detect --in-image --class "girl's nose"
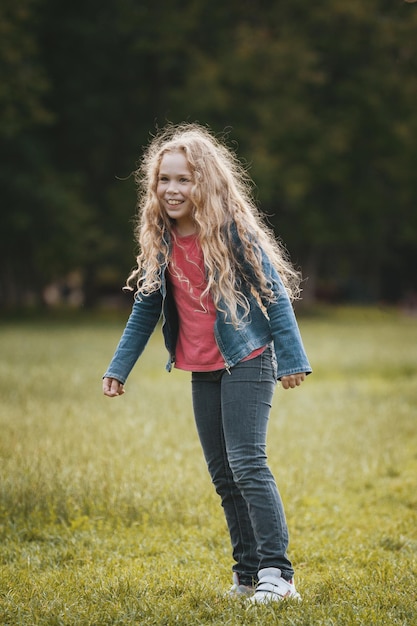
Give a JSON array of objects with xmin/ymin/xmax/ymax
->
[{"xmin": 167, "ymin": 180, "xmax": 179, "ymax": 193}]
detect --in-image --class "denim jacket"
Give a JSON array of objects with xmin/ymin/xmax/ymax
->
[{"xmin": 104, "ymin": 230, "xmax": 312, "ymax": 383}]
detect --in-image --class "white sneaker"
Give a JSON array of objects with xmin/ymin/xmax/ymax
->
[
  {"xmin": 249, "ymin": 567, "xmax": 301, "ymax": 604},
  {"xmin": 228, "ymin": 572, "xmax": 255, "ymax": 598}
]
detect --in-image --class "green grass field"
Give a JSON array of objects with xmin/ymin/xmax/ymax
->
[{"xmin": 0, "ymin": 308, "xmax": 416, "ymax": 625}]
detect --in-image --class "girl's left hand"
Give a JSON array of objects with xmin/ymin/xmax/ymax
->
[{"xmin": 280, "ymin": 373, "xmax": 306, "ymax": 389}]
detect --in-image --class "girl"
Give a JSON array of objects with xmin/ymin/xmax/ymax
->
[{"xmin": 103, "ymin": 123, "xmax": 312, "ymax": 604}]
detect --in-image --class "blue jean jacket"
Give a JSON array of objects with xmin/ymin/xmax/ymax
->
[{"xmin": 104, "ymin": 234, "xmax": 312, "ymax": 383}]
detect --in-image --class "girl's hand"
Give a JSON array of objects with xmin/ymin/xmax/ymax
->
[
  {"xmin": 103, "ymin": 377, "xmax": 125, "ymax": 397},
  {"xmin": 280, "ymin": 373, "xmax": 306, "ymax": 389}
]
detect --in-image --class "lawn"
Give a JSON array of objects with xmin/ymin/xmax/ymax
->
[{"xmin": 0, "ymin": 308, "xmax": 416, "ymax": 625}]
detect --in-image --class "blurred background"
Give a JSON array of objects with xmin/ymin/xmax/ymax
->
[{"xmin": 1, "ymin": 0, "xmax": 416, "ymax": 312}]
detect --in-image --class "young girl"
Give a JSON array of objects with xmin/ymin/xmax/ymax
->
[{"xmin": 103, "ymin": 123, "xmax": 312, "ymax": 604}]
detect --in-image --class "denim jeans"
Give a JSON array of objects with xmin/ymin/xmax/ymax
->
[{"xmin": 191, "ymin": 346, "xmax": 294, "ymax": 585}]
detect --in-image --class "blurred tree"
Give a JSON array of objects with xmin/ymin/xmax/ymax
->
[
  {"xmin": 1, "ymin": 0, "xmax": 416, "ymax": 307},
  {"xmin": 0, "ymin": 0, "xmax": 95, "ymax": 307}
]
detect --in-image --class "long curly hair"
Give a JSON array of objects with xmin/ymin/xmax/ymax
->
[{"xmin": 126, "ymin": 123, "xmax": 301, "ymax": 327}]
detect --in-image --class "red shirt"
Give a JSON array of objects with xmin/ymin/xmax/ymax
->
[{"xmin": 168, "ymin": 231, "xmax": 265, "ymax": 372}]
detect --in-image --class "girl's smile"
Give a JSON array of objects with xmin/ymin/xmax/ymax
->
[{"xmin": 157, "ymin": 152, "xmax": 196, "ymax": 236}]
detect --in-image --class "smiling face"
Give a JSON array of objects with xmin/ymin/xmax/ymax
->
[{"xmin": 156, "ymin": 151, "xmax": 196, "ymax": 236}]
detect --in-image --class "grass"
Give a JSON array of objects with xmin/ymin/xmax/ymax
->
[{"xmin": 0, "ymin": 307, "xmax": 416, "ymax": 625}]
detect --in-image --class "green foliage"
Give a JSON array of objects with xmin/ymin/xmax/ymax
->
[
  {"xmin": 1, "ymin": 1, "xmax": 417, "ymax": 305},
  {"xmin": 0, "ymin": 310, "xmax": 416, "ymax": 624},
  {"xmin": 0, "ymin": 0, "xmax": 52, "ymax": 137}
]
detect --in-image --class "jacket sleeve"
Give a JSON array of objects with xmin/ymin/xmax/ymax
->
[
  {"xmin": 261, "ymin": 252, "xmax": 312, "ymax": 379},
  {"xmin": 103, "ymin": 290, "xmax": 163, "ymax": 384},
  {"xmin": 230, "ymin": 222, "xmax": 312, "ymax": 378}
]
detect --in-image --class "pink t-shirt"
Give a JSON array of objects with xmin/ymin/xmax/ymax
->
[{"xmin": 167, "ymin": 231, "xmax": 265, "ymax": 372}]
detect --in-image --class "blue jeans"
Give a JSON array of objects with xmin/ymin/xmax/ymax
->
[{"xmin": 191, "ymin": 346, "xmax": 294, "ymax": 585}]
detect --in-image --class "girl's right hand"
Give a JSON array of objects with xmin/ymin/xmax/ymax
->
[{"xmin": 103, "ymin": 377, "xmax": 125, "ymax": 397}]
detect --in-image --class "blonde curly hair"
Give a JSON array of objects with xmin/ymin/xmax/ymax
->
[{"xmin": 126, "ymin": 123, "xmax": 301, "ymax": 327}]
